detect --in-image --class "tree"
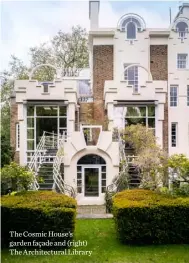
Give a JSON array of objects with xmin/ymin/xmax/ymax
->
[
  {"xmin": 123, "ymin": 124, "xmax": 156, "ymax": 154},
  {"xmin": 1, "ymin": 135, "xmax": 13, "ymax": 168},
  {"xmin": 168, "ymin": 154, "xmax": 189, "ymax": 184},
  {"xmin": 0, "ymin": 26, "xmax": 89, "ymax": 162},
  {"xmin": 30, "ymin": 25, "xmax": 89, "ymax": 81},
  {"xmin": 122, "ymin": 124, "xmax": 168, "ymax": 190}
]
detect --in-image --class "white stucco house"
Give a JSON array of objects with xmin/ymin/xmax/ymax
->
[{"xmin": 10, "ymin": 1, "xmax": 189, "ymax": 205}]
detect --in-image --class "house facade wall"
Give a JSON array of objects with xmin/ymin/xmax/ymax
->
[
  {"xmin": 10, "ymin": 2, "xmax": 189, "ymax": 204},
  {"xmin": 168, "ymin": 29, "xmax": 189, "ymax": 156}
]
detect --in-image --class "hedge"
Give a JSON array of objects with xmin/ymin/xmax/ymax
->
[
  {"xmin": 1, "ymin": 191, "xmax": 77, "ymax": 248},
  {"xmin": 113, "ymin": 189, "xmax": 189, "ymax": 245}
]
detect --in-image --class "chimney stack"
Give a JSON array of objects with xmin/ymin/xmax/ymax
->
[{"xmin": 89, "ymin": 1, "xmax": 100, "ymax": 30}]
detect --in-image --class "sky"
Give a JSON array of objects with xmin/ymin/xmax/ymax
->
[{"xmin": 0, "ymin": 0, "xmax": 183, "ymax": 71}]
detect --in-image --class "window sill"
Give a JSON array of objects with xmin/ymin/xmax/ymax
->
[
  {"xmin": 132, "ymin": 93, "xmax": 140, "ymax": 95},
  {"xmin": 177, "ymin": 68, "xmax": 189, "ymax": 71},
  {"xmin": 41, "ymin": 92, "xmax": 50, "ymax": 95}
]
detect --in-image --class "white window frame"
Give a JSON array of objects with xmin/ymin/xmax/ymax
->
[
  {"xmin": 124, "ymin": 64, "xmax": 139, "ymax": 93},
  {"xmin": 176, "ymin": 21, "xmax": 188, "ymax": 42},
  {"xmin": 171, "ymin": 122, "xmax": 177, "ymax": 148},
  {"xmin": 170, "ymin": 85, "xmax": 178, "ymax": 107},
  {"xmin": 126, "ymin": 21, "xmax": 137, "ymax": 40},
  {"xmin": 177, "ymin": 54, "xmax": 188, "ymax": 69},
  {"xmin": 16, "ymin": 123, "xmax": 20, "ymax": 151}
]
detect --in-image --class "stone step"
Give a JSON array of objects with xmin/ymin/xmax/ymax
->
[
  {"xmin": 39, "ymin": 183, "xmax": 53, "ymax": 189},
  {"xmin": 39, "ymin": 174, "xmax": 53, "ymax": 179},
  {"xmin": 77, "ymin": 205, "xmax": 106, "ymax": 215}
]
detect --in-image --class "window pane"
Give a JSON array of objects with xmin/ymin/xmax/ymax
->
[
  {"xmin": 77, "ymin": 187, "xmax": 82, "ymax": 193},
  {"xmin": 27, "ymin": 118, "xmax": 34, "ymax": 128},
  {"xmin": 171, "ymin": 123, "xmax": 177, "ymax": 147},
  {"xmin": 27, "ymin": 106, "xmax": 34, "ymax": 116},
  {"xmin": 102, "ymin": 166, "xmax": 106, "ymax": 172},
  {"xmin": 148, "ymin": 118, "xmax": 155, "ymax": 128},
  {"xmin": 59, "ymin": 118, "xmax": 67, "ymax": 128},
  {"xmin": 27, "ymin": 140, "xmax": 34, "ymax": 150},
  {"xmin": 102, "ymin": 173, "xmax": 106, "ymax": 179},
  {"xmin": 59, "ymin": 106, "xmax": 67, "ymax": 116},
  {"xmin": 127, "ymin": 22, "xmax": 136, "ymax": 39},
  {"xmin": 101, "ymin": 187, "xmax": 106, "ymax": 193},
  {"xmin": 77, "ymin": 166, "xmax": 82, "ymax": 172},
  {"xmin": 36, "ymin": 106, "xmax": 57, "ymax": 116},
  {"xmin": 77, "ymin": 173, "xmax": 82, "ymax": 179},
  {"xmin": 126, "ymin": 107, "xmax": 146, "ymax": 117},
  {"xmin": 102, "ymin": 180, "xmax": 106, "ymax": 187},
  {"xmin": 126, "ymin": 118, "xmax": 146, "ymax": 126},
  {"xmin": 170, "ymin": 86, "xmax": 178, "ymax": 107},
  {"xmin": 148, "ymin": 106, "xmax": 155, "ymax": 116},
  {"xmin": 27, "ymin": 129, "xmax": 34, "ymax": 139}
]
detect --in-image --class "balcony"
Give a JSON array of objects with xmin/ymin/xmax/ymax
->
[{"xmin": 104, "ymin": 79, "xmax": 167, "ymax": 107}]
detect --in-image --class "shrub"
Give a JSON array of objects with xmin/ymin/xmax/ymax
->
[
  {"xmin": 1, "ymin": 191, "xmax": 77, "ymax": 248},
  {"xmin": 1, "ymin": 162, "xmax": 34, "ymax": 195},
  {"xmin": 113, "ymin": 189, "xmax": 189, "ymax": 245}
]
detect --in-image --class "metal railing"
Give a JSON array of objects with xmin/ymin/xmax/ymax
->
[
  {"xmin": 53, "ymin": 133, "xmax": 76, "ymax": 198},
  {"xmin": 28, "ymin": 131, "xmax": 62, "ymax": 190},
  {"xmin": 28, "ymin": 132, "xmax": 46, "ymax": 190},
  {"xmin": 107, "ymin": 131, "xmax": 129, "ymax": 193}
]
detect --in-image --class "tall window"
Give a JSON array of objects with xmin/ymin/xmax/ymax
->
[
  {"xmin": 171, "ymin": 123, "xmax": 177, "ymax": 147},
  {"xmin": 170, "ymin": 86, "xmax": 178, "ymax": 107},
  {"xmin": 187, "ymin": 86, "xmax": 189, "ymax": 106},
  {"xmin": 16, "ymin": 123, "xmax": 20, "ymax": 151},
  {"xmin": 124, "ymin": 64, "xmax": 139, "ymax": 93},
  {"xmin": 126, "ymin": 22, "xmax": 136, "ymax": 39},
  {"xmin": 176, "ymin": 21, "xmax": 188, "ymax": 40},
  {"xmin": 177, "ymin": 54, "xmax": 188, "ymax": 69},
  {"xmin": 26, "ymin": 105, "xmax": 67, "ymax": 163}
]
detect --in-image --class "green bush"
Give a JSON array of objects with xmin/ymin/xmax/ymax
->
[
  {"xmin": 1, "ymin": 191, "xmax": 77, "ymax": 248},
  {"xmin": 113, "ymin": 189, "xmax": 189, "ymax": 245},
  {"xmin": 1, "ymin": 162, "xmax": 34, "ymax": 195}
]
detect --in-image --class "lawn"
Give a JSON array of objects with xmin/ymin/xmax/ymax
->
[{"xmin": 2, "ymin": 219, "xmax": 189, "ymax": 263}]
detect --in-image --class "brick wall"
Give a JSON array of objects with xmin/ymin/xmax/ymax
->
[
  {"xmin": 79, "ymin": 103, "xmax": 94, "ymax": 125},
  {"xmin": 10, "ymin": 97, "xmax": 19, "ymax": 163},
  {"xmin": 93, "ymin": 45, "xmax": 114, "ymax": 126},
  {"xmin": 150, "ymin": 45, "xmax": 168, "ymax": 152}
]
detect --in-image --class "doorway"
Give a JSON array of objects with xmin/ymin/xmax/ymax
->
[{"xmin": 84, "ymin": 167, "xmax": 99, "ymax": 197}]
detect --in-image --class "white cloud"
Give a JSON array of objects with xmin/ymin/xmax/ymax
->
[{"xmin": 0, "ymin": 1, "xmax": 177, "ymax": 71}]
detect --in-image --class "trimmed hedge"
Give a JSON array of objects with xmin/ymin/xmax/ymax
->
[
  {"xmin": 1, "ymin": 191, "xmax": 77, "ymax": 248},
  {"xmin": 113, "ymin": 189, "xmax": 189, "ymax": 245}
]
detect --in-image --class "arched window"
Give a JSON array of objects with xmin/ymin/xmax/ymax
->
[
  {"xmin": 127, "ymin": 22, "xmax": 136, "ymax": 39},
  {"xmin": 118, "ymin": 14, "xmax": 146, "ymax": 41},
  {"xmin": 176, "ymin": 21, "xmax": 188, "ymax": 40},
  {"xmin": 77, "ymin": 154, "xmax": 106, "ymax": 165}
]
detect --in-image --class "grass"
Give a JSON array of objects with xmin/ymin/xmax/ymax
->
[{"xmin": 2, "ymin": 219, "xmax": 189, "ymax": 263}]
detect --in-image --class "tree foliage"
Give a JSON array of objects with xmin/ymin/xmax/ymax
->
[
  {"xmin": 123, "ymin": 124, "xmax": 156, "ymax": 154},
  {"xmin": 0, "ymin": 26, "xmax": 89, "ymax": 163},
  {"xmin": 122, "ymin": 124, "xmax": 168, "ymax": 190},
  {"xmin": 168, "ymin": 154, "xmax": 189, "ymax": 184}
]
